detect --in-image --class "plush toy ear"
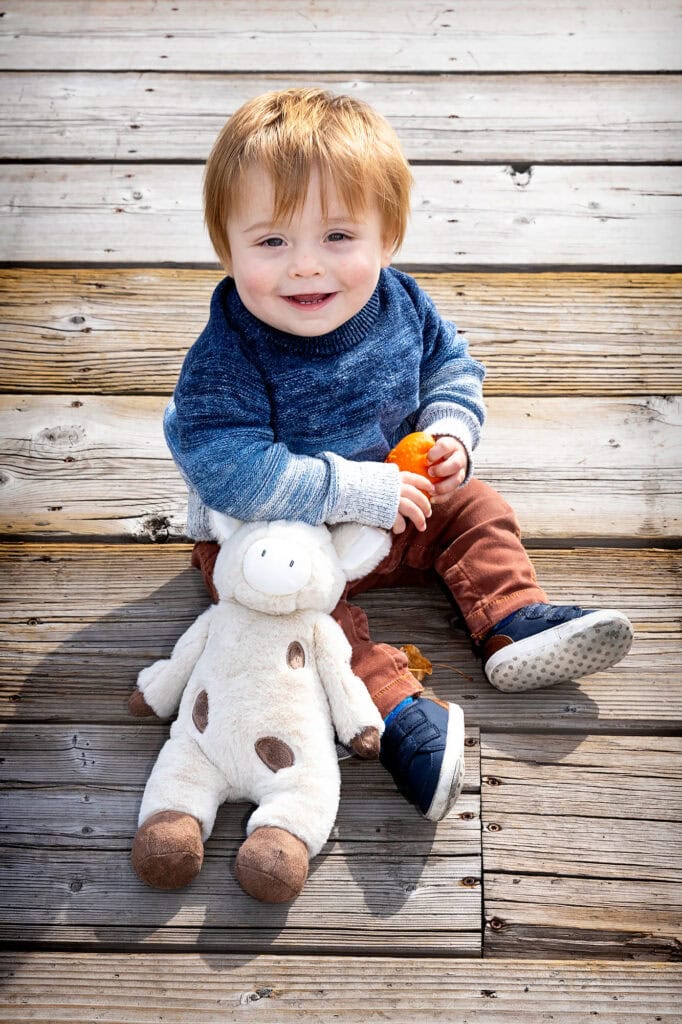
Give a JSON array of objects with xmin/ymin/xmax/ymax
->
[
  {"xmin": 208, "ymin": 510, "xmax": 243, "ymax": 545},
  {"xmin": 330, "ymin": 524, "xmax": 392, "ymax": 581}
]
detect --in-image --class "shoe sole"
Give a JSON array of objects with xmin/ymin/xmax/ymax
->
[
  {"xmin": 485, "ymin": 610, "xmax": 633, "ymax": 693},
  {"xmin": 424, "ymin": 703, "xmax": 465, "ymax": 822}
]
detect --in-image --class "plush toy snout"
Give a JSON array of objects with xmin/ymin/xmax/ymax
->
[{"xmin": 242, "ymin": 536, "xmax": 312, "ymax": 596}]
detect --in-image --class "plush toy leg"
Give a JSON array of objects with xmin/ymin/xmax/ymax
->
[
  {"xmin": 133, "ymin": 729, "xmax": 228, "ymax": 889},
  {"xmin": 132, "ymin": 810, "xmax": 204, "ymax": 890},
  {"xmin": 234, "ymin": 826, "xmax": 309, "ymax": 903}
]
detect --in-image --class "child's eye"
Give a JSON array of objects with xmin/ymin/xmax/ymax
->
[
  {"xmin": 260, "ymin": 237, "xmax": 285, "ymax": 248},
  {"xmin": 327, "ymin": 232, "xmax": 350, "ymax": 242}
]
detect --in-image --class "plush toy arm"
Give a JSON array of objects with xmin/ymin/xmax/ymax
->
[
  {"xmin": 134, "ymin": 605, "xmax": 215, "ymax": 718},
  {"xmin": 313, "ymin": 614, "xmax": 385, "ymax": 752}
]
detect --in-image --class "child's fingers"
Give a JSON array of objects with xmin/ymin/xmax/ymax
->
[
  {"xmin": 392, "ymin": 512, "xmax": 407, "ymax": 535},
  {"xmin": 401, "ymin": 470, "xmax": 435, "ymax": 496},
  {"xmin": 398, "ymin": 492, "xmax": 432, "ymax": 532},
  {"xmin": 426, "ymin": 436, "xmax": 457, "ymax": 464},
  {"xmin": 431, "ymin": 469, "xmax": 467, "ymax": 503},
  {"xmin": 428, "ymin": 451, "xmax": 466, "ymax": 479}
]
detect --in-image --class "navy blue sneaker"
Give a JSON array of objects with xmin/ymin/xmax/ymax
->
[
  {"xmin": 380, "ymin": 696, "xmax": 465, "ymax": 821},
  {"xmin": 481, "ymin": 603, "xmax": 633, "ymax": 692}
]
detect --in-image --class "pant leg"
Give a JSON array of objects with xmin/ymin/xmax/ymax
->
[
  {"xmin": 351, "ymin": 477, "xmax": 548, "ymax": 643},
  {"xmin": 331, "ymin": 600, "xmax": 423, "ymax": 719},
  {"xmin": 191, "ymin": 541, "xmax": 220, "ymax": 604}
]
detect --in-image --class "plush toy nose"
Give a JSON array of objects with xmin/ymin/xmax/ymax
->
[{"xmin": 242, "ymin": 538, "xmax": 312, "ymax": 596}]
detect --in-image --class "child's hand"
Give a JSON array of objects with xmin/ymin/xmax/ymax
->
[
  {"xmin": 426, "ymin": 436, "xmax": 469, "ymax": 503},
  {"xmin": 392, "ymin": 471, "xmax": 435, "ymax": 534}
]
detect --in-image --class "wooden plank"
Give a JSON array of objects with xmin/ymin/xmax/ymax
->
[
  {"xmin": 1, "ymin": 544, "xmax": 679, "ymax": 733},
  {"xmin": 1, "ymin": 1, "xmax": 679, "ymax": 72},
  {"xmin": 0, "ymin": 721, "xmax": 480, "ymax": 952},
  {"xmin": 1, "ymin": 954, "xmax": 681, "ymax": 1024},
  {"xmin": 0, "ymin": 394, "xmax": 679, "ymax": 541},
  {"xmin": 0, "ymin": 722, "xmax": 481, "ymax": 792},
  {"xmin": 2, "ymin": 269, "xmax": 681, "ymax": 397},
  {"xmin": 484, "ymin": 874, "xmax": 682, "ymax": 960},
  {"xmin": 2, "ymin": 164, "xmax": 681, "ymax": 266},
  {"xmin": 0, "ymin": 784, "xmax": 481, "ymax": 853},
  {"xmin": 482, "ymin": 733, "xmax": 682, "ymax": 959},
  {"xmin": 3, "ymin": 71, "xmax": 681, "ymax": 162},
  {"xmin": 0, "ymin": 846, "xmax": 481, "ymax": 952}
]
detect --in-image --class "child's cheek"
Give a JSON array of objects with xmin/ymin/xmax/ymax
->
[{"xmin": 338, "ymin": 251, "xmax": 379, "ymax": 286}]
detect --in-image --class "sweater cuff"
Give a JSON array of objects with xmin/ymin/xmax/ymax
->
[
  {"xmin": 417, "ymin": 408, "xmax": 480, "ymax": 485},
  {"xmin": 324, "ymin": 453, "xmax": 401, "ymax": 528}
]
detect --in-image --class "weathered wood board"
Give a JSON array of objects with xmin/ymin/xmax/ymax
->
[
  {"xmin": 1, "ymin": 0, "xmax": 680, "ymax": 978},
  {"xmin": 3, "ymin": 164, "xmax": 681, "ymax": 265},
  {"xmin": 1, "ymin": 953, "xmax": 681, "ymax": 1024},
  {"xmin": 0, "ymin": 724, "xmax": 481, "ymax": 953},
  {"xmin": 1, "ymin": 544, "xmax": 679, "ymax": 733},
  {"xmin": 3, "ymin": 72, "xmax": 681, "ymax": 162},
  {"xmin": 2, "ymin": 269, "xmax": 680, "ymax": 396},
  {"xmin": 1, "ymin": 394, "xmax": 678, "ymax": 540},
  {"xmin": 2, "ymin": 1, "xmax": 679, "ymax": 72},
  {"xmin": 482, "ymin": 734, "xmax": 682, "ymax": 959}
]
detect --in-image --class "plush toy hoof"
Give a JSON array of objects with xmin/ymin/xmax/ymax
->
[
  {"xmin": 131, "ymin": 810, "xmax": 204, "ymax": 889},
  {"xmin": 128, "ymin": 689, "xmax": 156, "ymax": 718},
  {"xmin": 235, "ymin": 826, "xmax": 309, "ymax": 903},
  {"xmin": 350, "ymin": 725, "xmax": 381, "ymax": 759}
]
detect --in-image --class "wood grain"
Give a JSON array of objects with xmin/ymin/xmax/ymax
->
[
  {"xmin": 0, "ymin": 843, "xmax": 482, "ymax": 952},
  {"xmin": 0, "ymin": 722, "xmax": 481, "ymax": 791},
  {"xmin": 482, "ymin": 733, "xmax": 682, "ymax": 959},
  {"xmin": 1, "ymin": 544, "xmax": 678, "ymax": 732},
  {"xmin": 484, "ymin": 873, "xmax": 682, "ymax": 960},
  {"xmin": 1, "ymin": 1, "xmax": 679, "ymax": 71},
  {"xmin": 2, "ymin": 269, "xmax": 680, "ymax": 396},
  {"xmin": 2, "ymin": 164, "xmax": 681, "ymax": 265},
  {"xmin": 1, "ymin": 394, "xmax": 678, "ymax": 540},
  {"xmin": 3, "ymin": 72, "xmax": 680, "ymax": 162},
  {"xmin": 1, "ymin": 953, "xmax": 681, "ymax": 1023}
]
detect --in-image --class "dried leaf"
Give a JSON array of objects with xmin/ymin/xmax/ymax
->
[{"xmin": 400, "ymin": 643, "xmax": 433, "ymax": 682}]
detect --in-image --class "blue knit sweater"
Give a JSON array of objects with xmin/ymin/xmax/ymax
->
[{"xmin": 164, "ymin": 266, "xmax": 486, "ymax": 537}]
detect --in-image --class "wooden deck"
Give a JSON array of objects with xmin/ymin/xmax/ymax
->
[{"xmin": 1, "ymin": 2, "xmax": 681, "ymax": 1020}]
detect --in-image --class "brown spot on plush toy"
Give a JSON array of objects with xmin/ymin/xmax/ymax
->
[
  {"xmin": 255, "ymin": 736, "xmax": 295, "ymax": 772},
  {"xmin": 286, "ymin": 640, "xmax": 305, "ymax": 668},
  {"xmin": 192, "ymin": 689, "xmax": 209, "ymax": 733}
]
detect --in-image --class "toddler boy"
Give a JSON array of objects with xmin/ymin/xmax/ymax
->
[{"xmin": 163, "ymin": 88, "xmax": 633, "ymax": 822}]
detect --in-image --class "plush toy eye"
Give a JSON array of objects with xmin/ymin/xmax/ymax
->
[
  {"xmin": 289, "ymin": 560, "xmax": 294, "ymax": 567},
  {"xmin": 261, "ymin": 549, "xmax": 266, "ymax": 557}
]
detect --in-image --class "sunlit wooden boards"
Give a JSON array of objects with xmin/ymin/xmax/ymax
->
[
  {"xmin": 2, "ymin": 72, "xmax": 681, "ymax": 162},
  {"xmin": 1, "ymin": 952, "xmax": 681, "ymax": 1024},
  {"xmin": 1, "ymin": 544, "xmax": 679, "ymax": 733},
  {"xmin": 482, "ymin": 734, "xmax": 682, "ymax": 959},
  {"xmin": 1, "ymin": 1, "xmax": 680, "ymax": 72},
  {"xmin": 2, "ymin": 270, "xmax": 680, "ymax": 396},
  {"xmin": 1, "ymin": 393, "xmax": 679, "ymax": 540},
  {"xmin": 2, "ymin": 164, "xmax": 681, "ymax": 265}
]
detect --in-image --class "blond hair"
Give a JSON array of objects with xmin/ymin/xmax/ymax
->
[{"xmin": 203, "ymin": 87, "xmax": 414, "ymax": 269}]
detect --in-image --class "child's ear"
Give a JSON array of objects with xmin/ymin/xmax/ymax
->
[{"xmin": 380, "ymin": 237, "xmax": 395, "ymax": 268}]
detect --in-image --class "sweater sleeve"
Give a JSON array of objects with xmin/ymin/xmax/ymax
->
[
  {"xmin": 167, "ymin": 339, "xmax": 401, "ymax": 528},
  {"xmin": 411, "ymin": 285, "xmax": 486, "ymax": 480}
]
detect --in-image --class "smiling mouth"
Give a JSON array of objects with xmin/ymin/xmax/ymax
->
[{"xmin": 283, "ymin": 293, "xmax": 335, "ymax": 307}]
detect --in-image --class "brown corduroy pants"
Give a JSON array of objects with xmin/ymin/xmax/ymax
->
[{"xmin": 191, "ymin": 478, "xmax": 548, "ymax": 719}]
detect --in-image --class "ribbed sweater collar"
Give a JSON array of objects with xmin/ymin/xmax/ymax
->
[{"xmin": 221, "ymin": 277, "xmax": 381, "ymax": 356}]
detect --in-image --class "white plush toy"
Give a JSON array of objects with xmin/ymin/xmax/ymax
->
[{"xmin": 129, "ymin": 514, "xmax": 391, "ymax": 903}]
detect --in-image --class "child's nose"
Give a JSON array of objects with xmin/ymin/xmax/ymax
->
[{"xmin": 288, "ymin": 247, "xmax": 324, "ymax": 278}]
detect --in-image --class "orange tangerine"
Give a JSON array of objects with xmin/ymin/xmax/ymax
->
[{"xmin": 385, "ymin": 431, "xmax": 436, "ymax": 479}]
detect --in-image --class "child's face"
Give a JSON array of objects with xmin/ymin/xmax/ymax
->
[{"xmin": 224, "ymin": 164, "xmax": 394, "ymax": 337}]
